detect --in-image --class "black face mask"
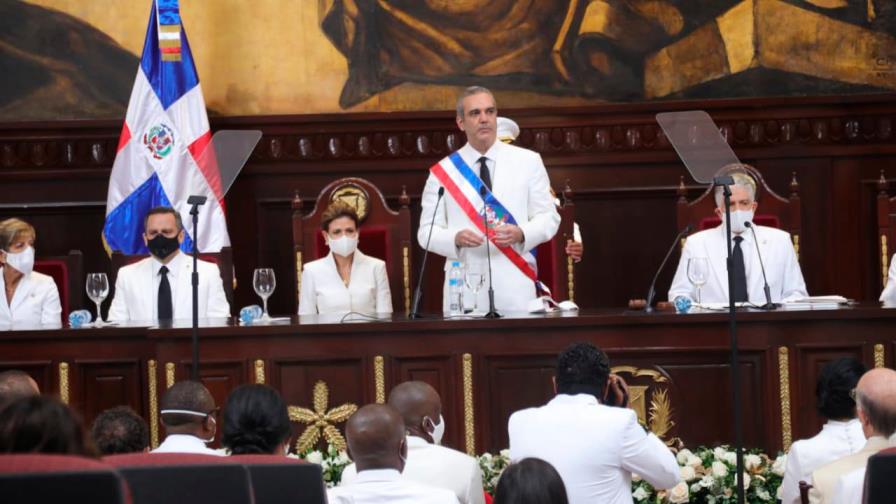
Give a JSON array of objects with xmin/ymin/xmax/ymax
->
[{"xmin": 147, "ymin": 234, "xmax": 180, "ymax": 259}]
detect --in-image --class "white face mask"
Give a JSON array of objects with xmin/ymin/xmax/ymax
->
[
  {"xmin": 160, "ymin": 408, "xmax": 216, "ymax": 443},
  {"xmin": 328, "ymin": 235, "xmax": 358, "ymax": 257},
  {"xmin": 721, "ymin": 209, "xmax": 754, "ymax": 234},
  {"xmin": 425, "ymin": 414, "xmax": 445, "ymax": 445},
  {"xmin": 4, "ymin": 246, "xmax": 34, "ymax": 275}
]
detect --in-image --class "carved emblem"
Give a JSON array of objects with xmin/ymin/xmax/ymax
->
[
  {"xmin": 330, "ymin": 184, "xmax": 370, "ymax": 221},
  {"xmin": 288, "ymin": 380, "xmax": 357, "ymax": 452},
  {"xmin": 611, "ymin": 365, "xmax": 676, "ymax": 443}
]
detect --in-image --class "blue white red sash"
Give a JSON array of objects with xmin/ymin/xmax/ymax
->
[{"xmin": 430, "ymin": 152, "xmax": 550, "ymax": 295}]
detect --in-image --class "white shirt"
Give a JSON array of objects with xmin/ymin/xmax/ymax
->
[
  {"xmin": 328, "ymin": 468, "xmax": 460, "ymax": 504},
  {"xmin": 508, "ymin": 394, "xmax": 680, "ymax": 504},
  {"xmin": 831, "ymin": 465, "xmax": 865, "ymax": 504},
  {"xmin": 809, "ymin": 436, "xmax": 889, "ymax": 504},
  {"xmin": 341, "ymin": 436, "xmax": 485, "ymax": 504},
  {"xmin": 151, "ymin": 434, "xmax": 224, "ymax": 456},
  {"xmin": 418, "ymin": 141, "xmax": 560, "ymax": 313},
  {"xmin": 780, "ymin": 419, "xmax": 865, "ymax": 504},
  {"xmin": 880, "ymin": 253, "xmax": 896, "ymax": 304},
  {"xmin": 0, "ymin": 269, "xmax": 62, "ymax": 328},
  {"xmin": 668, "ymin": 224, "xmax": 808, "ymax": 304},
  {"xmin": 298, "ymin": 250, "xmax": 392, "ymax": 315}
]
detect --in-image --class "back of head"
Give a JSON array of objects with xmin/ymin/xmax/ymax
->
[
  {"xmin": 0, "ymin": 395, "xmax": 90, "ymax": 455},
  {"xmin": 387, "ymin": 381, "xmax": 440, "ymax": 434},
  {"xmin": 816, "ymin": 357, "xmax": 866, "ymax": 420},
  {"xmin": 0, "ymin": 370, "xmax": 39, "ymax": 408},
  {"xmin": 160, "ymin": 380, "xmax": 215, "ymax": 431},
  {"xmin": 856, "ymin": 367, "xmax": 896, "ymax": 438},
  {"xmin": 222, "ymin": 384, "xmax": 291, "ymax": 455},
  {"xmin": 555, "ymin": 342, "xmax": 610, "ymax": 397},
  {"xmin": 494, "ymin": 458, "xmax": 569, "ymax": 504},
  {"xmin": 346, "ymin": 404, "xmax": 405, "ymax": 471},
  {"xmin": 90, "ymin": 406, "xmax": 149, "ymax": 455}
]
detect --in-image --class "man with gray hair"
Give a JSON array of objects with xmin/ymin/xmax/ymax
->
[{"xmin": 668, "ymin": 165, "xmax": 807, "ymax": 305}]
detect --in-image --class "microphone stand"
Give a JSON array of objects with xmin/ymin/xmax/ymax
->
[
  {"xmin": 479, "ymin": 186, "xmax": 501, "ymax": 319},
  {"xmin": 186, "ymin": 195, "xmax": 207, "ymax": 382},
  {"xmin": 410, "ymin": 187, "xmax": 444, "ymax": 319},
  {"xmin": 744, "ymin": 222, "xmax": 778, "ymax": 310},
  {"xmin": 645, "ymin": 224, "xmax": 692, "ymax": 313}
]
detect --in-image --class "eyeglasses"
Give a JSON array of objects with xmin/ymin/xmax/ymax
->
[{"xmin": 849, "ymin": 388, "xmax": 857, "ymax": 400}]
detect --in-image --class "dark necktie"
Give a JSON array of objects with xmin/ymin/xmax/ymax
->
[
  {"xmin": 732, "ymin": 236, "xmax": 749, "ymax": 302},
  {"xmin": 158, "ymin": 265, "xmax": 173, "ymax": 320},
  {"xmin": 478, "ymin": 157, "xmax": 492, "ymax": 190}
]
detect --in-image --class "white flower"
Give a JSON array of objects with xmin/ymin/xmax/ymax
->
[
  {"xmin": 632, "ymin": 473, "xmax": 642, "ymax": 482},
  {"xmin": 745, "ymin": 454, "xmax": 762, "ymax": 471},
  {"xmin": 668, "ymin": 481, "xmax": 689, "ymax": 503},
  {"xmin": 740, "ymin": 472, "xmax": 751, "ymax": 488},
  {"xmin": 757, "ymin": 488, "xmax": 772, "ymax": 501},
  {"xmin": 699, "ymin": 475, "xmax": 715, "ymax": 488},
  {"xmin": 713, "ymin": 447, "xmax": 727, "ymax": 460},
  {"xmin": 305, "ymin": 451, "xmax": 324, "ymax": 465},
  {"xmin": 776, "ymin": 484, "xmax": 784, "ymax": 500},
  {"xmin": 686, "ymin": 454, "xmax": 703, "ymax": 468},
  {"xmin": 722, "ymin": 451, "xmax": 737, "ymax": 466},
  {"xmin": 632, "ymin": 487, "xmax": 650, "ymax": 500},
  {"xmin": 336, "ymin": 451, "xmax": 351, "ymax": 464},
  {"xmin": 771, "ymin": 454, "xmax": 787, "ymax": 476},
  {"xmin": 680, "ymin": 465, "xmax": 697, "ymax": 482},
  {"xmin": 499, "ymin": 449, "xmax": 510, "ymax": 459},
  {"xmin": 712, "ymin": 461, "xmax": 728, "ymax": 478},
  {"xmin": 677, "ymin": 449, "xmax": 694, "ymax": 465}
]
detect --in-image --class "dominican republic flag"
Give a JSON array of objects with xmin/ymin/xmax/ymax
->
[{"xmin": 104, "ymin": 0, "xmax": 228, "ymax": 254}]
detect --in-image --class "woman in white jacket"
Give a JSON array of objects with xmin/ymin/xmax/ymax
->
[
  {"xmin": 298, "ymin": 202, "xmax": 392, "ymax": 316},
  {"xmin": 0, "ymin": 218, "xmax": 61, "ymax": 327}
]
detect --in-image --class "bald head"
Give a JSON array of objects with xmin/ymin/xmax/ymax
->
[
  {"xmin": 346, "ymin": 404, "xmax": 406, "ymax": 472},
  {"xmin": 0, "ymin": 370, "xmax": 39, "ymax": 408},
  {"xmin": 387, "ymin": 381, "xmax": 441, "ymax": 441},
  {"xmin": 856, "ymin": 368, "xmax": 896, "ymax": 438}
]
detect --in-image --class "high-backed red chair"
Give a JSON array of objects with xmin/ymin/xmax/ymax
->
[
  {"xmin": 103, "ymin": 452, "xmax": 233, "ymax": 467},
  {"xmin": 0, "ymin": 454, "xmax": 127, "ymax": 504},
  {"xmin": 534, "ymin": 183, "xmax": 577, "ymax": 301},
  {"xmin": 34, "ymin": 250, "xmax": 84, "ymax": 322},
  {"xmin": 876, "ymin": 171, "xmax": 896, "ymax": 293},
  {"xmin": 109, "ymin": 247, "xmax": 235, "ymax": 314},
  {"xmin": 676, "ymin": 165, "xmax": 802, "ymax": 258},
  {"xmin": 292, "ymin": 178, "xmax": 413, "ymax": 315}
]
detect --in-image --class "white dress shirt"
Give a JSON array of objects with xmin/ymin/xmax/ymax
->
[
  {"xmin": 508, "ymin": 394, "xmax": 680, "ymax": 504},
  {"xmin": 151, "ymin": 434, "xmax": 224, "ymax": 456},
  {"xmin": 668, "ymin": 224, "xmax": 808, "ymax": 304},
  {"xmin": 809, "ymin": 436, "xmax": 889, "ymax": 504},
  {"xmin": 341, "ymin": 436, "xmax": 485, "ymax": 504},
  {"xmin": 780, "ymin": 418, "xmax": 865, "ymax": 504},
  {"xmin": 298, "ymin": 250, "xmax": 392, "ymax": 315},
  {"xmin": 0, "ymin": 269, "xmax": 61, "ymax": 327},
  {"xmin": 418, "ymin": 141, "xmax": 560, "ymax": 313},
  {"xmin": 328, "ymin": 468, "xmax": 460, "ymax": 504},
  {"xmin": 880, "ymin": 253, "xmax": 896, "ymax": 304},
  {"xmin": 108, "ymin": 252, "xmax": 230, "ymax": 322}
]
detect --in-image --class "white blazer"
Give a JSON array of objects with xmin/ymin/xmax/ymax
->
[
  {"xmin": 668, "ymin": 224, "xmax": 808, "ymax": 304},
  {"xmin": 0, "ymin": 269, "xmax": 62, "ymax": 327},
  {"xmin": 108, "ymin": 253, "xmax": 230, "ymax": 322},
  {"xmin": 298, "ymin": 250, "xmax": 392, "ymax": 315},
  {"xmin": 879, "ymin": 253, "xmax": 896, "ymax": 304},
  {"xmin": 779, "ymin": 418, "xmax": 865, "ymax": 504},
  {"xmin": 418, "ymin": 141, "xmax": 560, "ymax": 313}
]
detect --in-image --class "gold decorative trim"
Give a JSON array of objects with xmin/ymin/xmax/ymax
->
[
  {"xmin": 289, "ymin": 381, "xmax": 358, "ymax": 452},
  {"xmin": 374, "ymin": 356, "xmax": 385, "ymax": 404},
  {"xmin": 148, "ymin": 360, "xmax": 160, "ymax": 448},
  {"xmin": 296, "ymin": 251, "xmax": 303, "ymax": 310},
  {"xmin": 648, "ymin": 388, "xmax": 675, "ymax": 439},
  {"xmin": 58, "ymin": 362, "xmax": 70, "ymax": 405},
  {"xmin": 778, "ymin": 347, "xmax": 793, "ymax": 451},
  {"xmin": 463, "ymin": 353, "xmax": 475, "ymax": 456},
  {"xmin": 165, "ymin": 362, "xmax": 175, "ymax": 389},
  {"xmin": 254, "ymin": 359, "xmax": 266, "ymax": 384},
  {"xmin": 793, "ymin": 234, "xmax": 800, "ymax": 261},
  {"xmin": 566, "ymin": 256, "xmax": 575, "ymax": 302},
  {"xmin": 874, "ymin": 344, "xmax": 885, "ymax": 368},
  {"xmin": 611, "ymin": 365, "xmax": 670, "ymax": 382},
  {"xmin": 550, "ymin": 0, "xmax": 579, "ymax": 81},
  {"xmin": 402, "ymin": 246, "xmax": 411, "ymax": 315},
  {"xmin": 882, "ymin": 236, "xmax": 889, "ymax": 288}
]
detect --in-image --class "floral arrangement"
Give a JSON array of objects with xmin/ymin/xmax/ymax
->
[
  {"xmin": 292, "ymin": 443, "xmax": 353, "ymax": 487},
  {"xmin": 477, "ymin": 449, "xmax": 512, "ymax": 493}
]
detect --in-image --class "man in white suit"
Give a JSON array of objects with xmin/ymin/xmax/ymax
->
[
  {"xmin": 668, "ymin": 168, "xmax": 808, "ymax": 305},
  {"xmin": 418, "ymin": 87, "xmax": 559, "ymax": 313},
  {"xmin": 108, "ymin": 207, "xmax": 230, "ymax": 322}
]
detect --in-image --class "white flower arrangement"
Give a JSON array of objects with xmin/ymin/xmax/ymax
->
[{"xmin": 294, "ymin": 443, "xmax": 353, "ymax": 487}]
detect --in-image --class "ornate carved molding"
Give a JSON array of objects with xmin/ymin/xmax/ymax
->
[
  {"xmin": 463, "ymin": 353, "xmax": 475, "ymax": 456},
  {"xmin": 778, "ymin": 347, "xmax": 793, "ymax": 451},
  {"xmin": 254, "ymin": 359, "xmax": 266, "ymax": 384},
  {"xmin": 148, "ymin": 359, "xmax": 160, "ymax": 448},
  {"xmin": 874, "ymin": 344, "xmax": 885, "ymax": 368},
  {"xmin": 58, "ymin": 362, "xmax": 70, "ymax": 405},
  {"xmin": 374, "ymin": 355, "xmax": 385, "ymax": 404},
  {"xmin": 165, "ymin": 362, "xmax": 175, "ymax": 389}
]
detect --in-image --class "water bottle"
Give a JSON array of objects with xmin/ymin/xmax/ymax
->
[
  {"xmin": 239, "ymin": 305, "xmax": 263, "ymax": 325},
  {"xmin": 68, "ymin": 309, "xmax": 93, "ymax": 328},
  {"xmin": 448, "ymin": 261, "xmax": 464, "ymax": 316}
]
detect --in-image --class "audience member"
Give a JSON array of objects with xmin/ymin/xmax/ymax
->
[
  {"xmin": 0, "ymin": 369, "xmax": 39, "ymax": 408},
  {"xmin": 780, "ymin": 357, "xmax": 867, "ymax": 504},
  {"xmin": 153, "ymin": 380, "xmax": 223, "ymax": 456},
  {"xmin": 341, "ymin": 381, "xmax": 485, "ymax": 504},
  {"xmin": 0, "ymin": 395, "xmax": 91, "ymax": 455},
  {"xmin": 90, "ymin": 406, "xmax": 149, "ymax": 455},
  {"xmin": 327, "ymin": 404, "xmax": 459, "ymax": 504},
  {"xmin": 508, "ymin": 342, "xmax": 679, "ymax": 504},
  {"xmin": 494, "ymin": 457, "xmax": 569, "ymax": 504},
  {"xmin": 221, "ymin": 384, "xmax": 292, "ymax": 455}
]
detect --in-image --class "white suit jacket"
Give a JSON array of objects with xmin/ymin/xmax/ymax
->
[
  {"xmin": 809, "ymin": 436, "xmax": 888, "ymax": 504},
  {"xmin": 0, "ymin": 269, "xmax": 61, "ymax": 327},
  {"xmin": 418, "ymin": 141, "xmax": 560, "ymax": 313},
  {"xmin": 780, "ymin": 419, "xmax": 865, "ymax": 504},
  {"xmin": 668, "ymin": 224, "xmax": 808, "ymax": 304},
  {"xmin": 879, "ymin": 253, "xmax": 896, "ymax": 303},
  {"xmin": 152, "ymin": 434, "xmax": 224, "ymax": 456},
  {"xmin": 328, "ymin": 468, "xmax": 459, "ymax": 504},
  {"xmin": 831, "ymin": 465, "xmax": 867, "ymax": 504},
  {"xmin": 108, "ymin": 253, "xmax": 230, "ymax": 322},
  {"xmin": 508, "ymin": 394, "xmax": 680, "ymax": 504},
  {"xmin": 341, "ymin": 436, "xmax": 485, "ymax": 504},
  {"xmin": 298, "ymin": 250, "xmax": 392, "ymax": 315}
]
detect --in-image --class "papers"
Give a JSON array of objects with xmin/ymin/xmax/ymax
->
[{"xmin": 782, "ymin": 295, "xmax": 849, "ymax": 310}]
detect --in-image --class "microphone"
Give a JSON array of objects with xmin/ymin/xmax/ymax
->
[
  {"xmin": 410, "ymin": 186, "xmax": 444, "ymax": 319},
  {"xmin": 479, "ymin": 185, "xmax": 501, "ymax": 319},
  {"xmin": 645, "ymin": 224, "xmax": 693, "ymax": 313},
  {"xmin": 744, "ymin": 221, "xmax": 777, "ymax": 310}
]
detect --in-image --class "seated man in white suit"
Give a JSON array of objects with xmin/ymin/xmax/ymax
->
[
  {"xmin": 108, "ymin": 206, "xmax": 230, "ymax": 322},
  {"xmin": 668, "ymin": 167, "xmax": 808, "ymax": 305}
]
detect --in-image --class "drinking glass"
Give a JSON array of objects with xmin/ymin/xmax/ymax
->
[
  {"xmin": 687, "ymin": 257, "xmax": 709, "ymax": 305},
  {"xmin": 253, "ymin": 268, "xmax": 276, "ymax": 320},
  {"xmin": 464, "ymin": 264, "xmax": 485, "ymax": 314},
  {"xmin": 86, "ymin": 273, "xmax": 110, "ymax": 326}
]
